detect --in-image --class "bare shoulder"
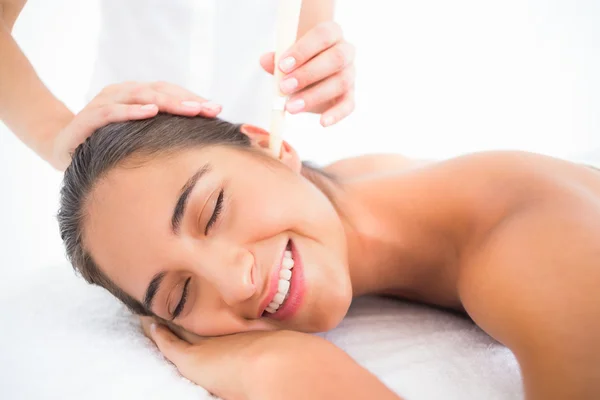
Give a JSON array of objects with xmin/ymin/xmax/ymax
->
[
  {"xmin": 323, "ymin": 153, "xmax": 427, "ymax": 179},
  {"xmin": 455, "ymin": 168, "xmax": 600, "ymax": 398},
  {"xmin": 417, "ymin": 150, "xmax": 600, "ymax": 227}
]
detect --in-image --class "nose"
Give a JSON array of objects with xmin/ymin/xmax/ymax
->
[{"xmin": 200, "ymin": 241, "xmax": 257, "ymax": 307}]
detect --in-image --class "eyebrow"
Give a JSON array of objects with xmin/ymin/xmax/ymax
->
[
  {"xmin": 171, "ymin": 163, "xmax": 211, "ymax": 234},
  {"xmin": 144, "ymin": 164, "xmax": 211, "ymax": 313},
  {"xmin": 143, "ymin": 271, "xmax": 166, "ymax": 310}
]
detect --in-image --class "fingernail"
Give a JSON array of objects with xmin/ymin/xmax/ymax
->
[
  {"xmin": 286, "ymin": 99, "xmax": 305, "ymax": 113},
  {"xmin": 280, "ymin": 57, "xmax": 296, "ymax": 72},
  {"xmin": 280, "ymin": 78, "xmax": 298, "ymax": 94},
  {"xmin": 182, "ymin": 100, "xmax": 202, "ymax": 108},
  {"xmin": 150, "ymin": 323, "xmax": 157, "ymax": 334},
  {"xmin": 141, "ymin": 104, "xmax": 157, "ymax": 111},
  {"xmin": 201, "ymin": 101, "xmax": 221, "ymax": 112},
  {"xmin": 322, "ymin": 116, "xmax": 335, "ymax": 127}
]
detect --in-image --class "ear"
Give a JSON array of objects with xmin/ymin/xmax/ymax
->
[{"xmin": 240, "ymin": 124, "xmax": 302, "ymax": 173}]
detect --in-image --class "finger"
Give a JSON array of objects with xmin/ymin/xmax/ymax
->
[
  {"xmin": 139, "ymin": 316, "xmax": 156, "ymax": 339},
  {"xmin": 115, "ymin": 84, "xmax": 221, "ymax": 117},
  {"xmin": 259, "ymin": 52, "xmax": 275, "ymax": 75},
  {"xmin": 319, "ymin": 90, "xmax": 356, "ymax": 127},
  {"xmin": 280, "ymin": 42, "xmax": 355, "ymax": 95},
  {"xmin": 151, "ymin": 82, "xmax": 222, "ymax": 117},
  {"xmin": 285, "ymin": 66, "xmax": 355, "ymax": 114},
  {"xmin": 78, "ymin": 103, "xmax": 159, "ymax": 142},
  {"xmin": 97, "ymin": 81, "xmax": 140, "ymax": 97},
  {"xmin": 279, "ymin": 21, "xmax": 343, "ymax": 74},
  {"xmin": 170, "ymin": 325, "xmax": 207, "ymax": 345},
  {"xmin": 56, "ymin": 104, "xmax": 159, "ymax": 170},
  {"xmin": 150, "ymin": 323, "xmax": 192, "ymax": 368},
  {"xmin": 95, "ymin": 103, "xmax": 159, "ymax": 124}
]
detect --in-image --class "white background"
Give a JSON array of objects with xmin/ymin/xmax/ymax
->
[{"xmin": 1, "ymin": 0, "xmax": 599, "ymax": 279}]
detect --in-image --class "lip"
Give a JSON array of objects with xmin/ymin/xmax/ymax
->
[
  {"xmin": 257, "ymin": 241, "xmax": 288, "ymax": 318},
  {"xmin": 257, "ymin": 239, "xmax": 305, "ymax": 321}
]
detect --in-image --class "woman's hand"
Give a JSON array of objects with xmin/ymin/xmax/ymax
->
[
  {"xmin": 140, "ymin": 317, "xmax": 283, "ymax": 400},
  {"xmin": 50, "ymin": 81, "xmax": 221, "ymax": 171},
  {"xmin": 140, "ymin": 317, "xmax": 401, "ymax": 400},
  {"xmin": 260, "ymin": 21, "xmax": 356, "ymax": 127}
]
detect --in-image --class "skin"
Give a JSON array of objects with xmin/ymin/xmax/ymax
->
[
  {"xmin": 84, "ymin": 126, "xmax": 600, "ymax": 399},
  {"xmin": 86, "ymin": 127, "xmax": 353, "ymax": 336},
  {"xmin": 0, "ymin": 0, "xmax": 353, "ymax": 170}
]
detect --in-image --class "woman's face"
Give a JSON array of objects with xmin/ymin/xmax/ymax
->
[{"xmin": 83, "ymin": 128, "xmax": 352, "ymax": 338}]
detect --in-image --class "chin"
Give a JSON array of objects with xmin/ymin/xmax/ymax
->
[
  {"xmin": 317, "ymin": 309, "xmax": 349, "ymax": 332},
  {"xmin": 305, "ymin": 280, "xmax": 353, "ymax": 333}
]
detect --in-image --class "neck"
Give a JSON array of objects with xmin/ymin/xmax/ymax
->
[{"xmin": 336, "ymin": 175, "xmax": 458, "ymax": 299}]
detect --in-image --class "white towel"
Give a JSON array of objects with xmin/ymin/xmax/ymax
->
[{"xmin": 0, "ymin": 265, "xmax": 522, "ymax": 400}]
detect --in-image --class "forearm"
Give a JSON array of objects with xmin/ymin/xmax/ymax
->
[
  {"xmin": 298, "ymin": 0, "xmax": 335, "ymax": 38},
  {"xmin": 245, "ymin": 331, "xmax": 402, "ymax": 400},
  {"xmin": 0, "ymin": 8, "xmax": 73, "ymax": 161}
]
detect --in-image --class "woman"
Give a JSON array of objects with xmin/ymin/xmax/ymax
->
[{"xmin": 58, "ymin": 114, "xmax": 600, "ymax": 400}]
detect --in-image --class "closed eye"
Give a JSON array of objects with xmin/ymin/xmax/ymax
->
[
  {"xmin": 172, "ymin": 277, "xmax": 191, "ymax": 320},
  {"xmin": 205, "ymin": 189, "xmax": 224, "ymax": 235}
]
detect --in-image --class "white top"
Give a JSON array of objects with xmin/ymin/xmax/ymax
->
[{"xmin": 88, "ymin": 0, "xmax": 278, "ymax": 128}]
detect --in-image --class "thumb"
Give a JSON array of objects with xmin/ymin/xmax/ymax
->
[
  {"xmin": 260, "ymin": 52, "xmax": 275, "ymax": 75},
  {"xmin": 151, "ymin": 323, "xmax": 191, "ymax": 367}
]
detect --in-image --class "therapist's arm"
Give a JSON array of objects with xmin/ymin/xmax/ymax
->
[
  {"xmin": 1, "ymin": 1, "xmax": 219, "ymax": 170},
  {"xmin": 297, "ymin": 0, "xmax": 335, "ymax": 38},
  {"xmin": 0, "ymin": 0, "xmax": 74, "ymax": 163}
]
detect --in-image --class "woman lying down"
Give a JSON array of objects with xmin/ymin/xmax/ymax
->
[{"xmin": 58, "ymin": 114, "xmax": 600, "ymax": 400}]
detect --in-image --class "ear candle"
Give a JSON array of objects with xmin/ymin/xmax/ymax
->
[{"xmin": 268, "ymin": 0, "xmax": 303, "ymax": 158}]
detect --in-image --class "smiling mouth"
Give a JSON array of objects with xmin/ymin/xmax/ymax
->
[{"xmin": 262, "ymin": 240, "xmax": 295, "ymax": 317}]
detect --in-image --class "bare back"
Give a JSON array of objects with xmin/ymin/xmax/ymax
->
[{"xmin": 328, "ymin": 151, "xmax": 600, "ymax": 399}]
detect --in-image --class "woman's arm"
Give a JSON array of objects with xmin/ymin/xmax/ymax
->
[
  {"xmin": 458, "ymin": 199, "xmax": 600, "ymax": 399},
  {"xmin": 144, "ymin": 321, "xmax": 402, "ymax": 400},
  {"xmin": 250, "ymin": 331, "xmax": 402, "ymax": 400}
]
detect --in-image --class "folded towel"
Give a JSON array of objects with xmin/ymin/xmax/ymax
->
[{"xmin": 0, "ymin": 265, "xmax": 522, "ymax": 400}]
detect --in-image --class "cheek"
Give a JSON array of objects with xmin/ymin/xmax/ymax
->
[
  {"xmin": 230, "ymin": 168, "xmax": 335, "ymax": 239},
  {"xmin": 228, "ymin": 160, "xmax": 347, "ymax": 263}
]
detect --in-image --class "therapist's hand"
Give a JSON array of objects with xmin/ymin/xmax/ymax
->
[
  {"xmin": 260, "ymin": 21, "xmax": 356, "ymax": 127},
  {"xmin": 51, "ymin": 81, "xmax": 221, "ymax": 171}
]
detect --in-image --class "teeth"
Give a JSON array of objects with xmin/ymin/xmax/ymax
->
[
  {"xmin": 279, "ymin": 269, "xmax": 292, "ymax": 280},
  {"xmin": 282, "ymin": 257, "xmax": 294, "ymax": 270},
  {"xmin": 265, "ymin": 247, "xmax": 295, "ymax": 314},
  {"xmin": 278, "ymin": 279, "xmax": 290, "ymax": 293},
  {"xmin": 273, "ymin": 293, "xmax": 285, "ymax": 304}
]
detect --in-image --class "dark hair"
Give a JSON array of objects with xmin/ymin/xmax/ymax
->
[{"xmin": 58, "ymin": 114, "xmax": 337, "ymax": 316}]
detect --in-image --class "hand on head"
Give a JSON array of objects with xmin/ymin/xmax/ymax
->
[
  {"xmin": 51, "ymin": 81, "xmax": 222, "ymax": 171},
  {"xmin": 51, "ymin": 22, "xmax": 356, "ymax": 172}
]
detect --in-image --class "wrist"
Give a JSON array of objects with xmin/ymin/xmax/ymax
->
[
  {"xmin": 30, "ymin": 106, "xmax": 73, "ymax": 166},
  {"xmin": 241, "ymin": 331, "xmax": 334, "ymax": 399},
  {"xmin": 242, "ymin": 331, "xmax": 401, "ymax": 400}
]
